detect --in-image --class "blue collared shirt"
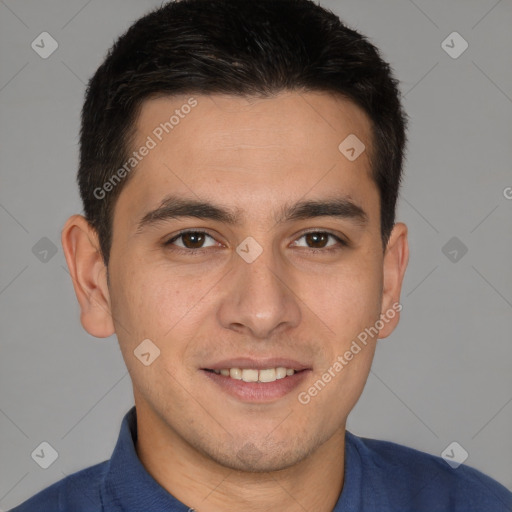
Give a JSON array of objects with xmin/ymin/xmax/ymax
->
[{"xmin": 9, "ymin": 406, "xmax": 512, "ymax": 511}]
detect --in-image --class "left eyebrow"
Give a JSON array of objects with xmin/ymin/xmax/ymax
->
[
  {"xmin": 135, "ymin": 194, "xmax": 369, "ymax": 234},
  {"xmin": 277, "ymin": 197, "xmax": 368, "ymax": 227}
]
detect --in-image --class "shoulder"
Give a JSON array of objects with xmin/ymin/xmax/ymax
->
[
  {"xmin": 8, "ymin": 461, "xmax": 108, "ymax": 512},
  {"xmin": 346, "ymin": 431, "xmax": 512, "ymax": 511}
]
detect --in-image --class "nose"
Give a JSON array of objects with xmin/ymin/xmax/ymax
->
[{"xmin": 216, "ymin": 245, "xmax": 301, "ymax": 339}]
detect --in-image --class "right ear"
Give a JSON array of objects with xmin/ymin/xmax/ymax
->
[{"xmin": 61, "ymin": 214, "xmax": 115, "ymax": 338}]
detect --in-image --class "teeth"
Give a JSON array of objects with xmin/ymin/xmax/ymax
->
[
  {"xmin": 241, "ymin": 369, "xmax": 259, "ymax": 383},
  {"xmin": 213, "ymin": 367, "xmax": 297, "ymax": 383},
  {"xmin": 258, "ymin": 368, "xmax": 276, "ymax": 382},
  {"xmin": 230, "ymin": 368, "xmax": 242, "ymax": 380},
  {"xmin": 276, "ymin": 367, "xmax": 287, "ymax": 379}
]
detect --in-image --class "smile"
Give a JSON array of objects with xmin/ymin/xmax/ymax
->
[
  {"xmin": 205, "ymin": 367, "xmax": 297, "ymax": 383},
  {"xmin": 201, "ymin": 367, "xmax": 311, "ymax": 403}
]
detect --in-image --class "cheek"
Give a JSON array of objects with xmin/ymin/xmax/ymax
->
[
  {"xmin": 108, "ymin": 265, "xmax": 192, "ymax": 386},
  {"xmin": 307, "ymin": 257, "xmax": 383, "ymax": 340},
  {"xmin": 110, "ymin": 259, "xmax": 214, "ymax": 347}
]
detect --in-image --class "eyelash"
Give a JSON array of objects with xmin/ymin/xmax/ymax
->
[{"xmin": 163, "ymin": 229, "xmax": 348, "ymax": 255}]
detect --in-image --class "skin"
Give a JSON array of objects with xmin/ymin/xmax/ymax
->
[{"xmin": 62, "ymin": 91, "xmax": 409, "ymax": 512}]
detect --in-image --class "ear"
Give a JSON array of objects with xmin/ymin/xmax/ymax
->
[
  {"xmin": 61, "ymin": 214, "xmax": 115, "ymax": 338},
  {"xmin": 378, "ymin": 222, "xmax": 409, "ymax": 339}
]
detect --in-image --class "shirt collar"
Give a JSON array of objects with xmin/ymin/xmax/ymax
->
[
  {"xmin": 101, "ymin": 406, "xmax": 190, "ymax": 511},
  {"xmin": 334, "ymin": 430, "xmax": 393, "ymax": 511},
  {"xmin": 101, "ymin": 406, "xmax": 376, "ymax": 511}
]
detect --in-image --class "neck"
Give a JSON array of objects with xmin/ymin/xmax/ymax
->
[{"xmin": 135, "ymin": 403, "xmax": 346, "ymax": 512}]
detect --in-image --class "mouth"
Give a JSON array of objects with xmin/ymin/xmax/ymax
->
[
  {"xmin": 200, "ymin": 359, "xmax": 312, "ymax": 403},
  {"xmin": 203, "ymin": 367, "xmax": 305, "ymax": 383}
]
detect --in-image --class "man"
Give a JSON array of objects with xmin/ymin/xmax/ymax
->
[{"xmin": 10, "ymin": 0, "xmax": 512, "ymax": 510}]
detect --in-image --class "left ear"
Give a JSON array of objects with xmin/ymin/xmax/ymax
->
[{"xmin": 378, "ymin": 222, "xmax": 409, "ymax": 339}]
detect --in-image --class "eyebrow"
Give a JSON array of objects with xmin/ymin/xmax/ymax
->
[{"xmin": 135, "ymin": 194, "xmax": 368, "ymax": 234}]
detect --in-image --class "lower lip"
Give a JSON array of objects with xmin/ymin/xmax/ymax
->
[{"xmin": 201, "ymin": 369, "xmax": 311, "ymax": 403}]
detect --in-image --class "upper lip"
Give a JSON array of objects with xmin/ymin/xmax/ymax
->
[{"xmin": 203, "ymin": 358, "xmax": 311, "ymax": 371}]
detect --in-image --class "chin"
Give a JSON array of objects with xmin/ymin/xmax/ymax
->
[
  {"xmin": 201, "ymin": 435, "xmax": 315, "ymax": 473},
  {"xmin": 214, "ymin": 450, "xmax": 305, "ymax": 473}
]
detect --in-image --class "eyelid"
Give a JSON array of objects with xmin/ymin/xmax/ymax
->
[
  {"xmin": 290, "ymin": 229, "xmax": 348, "ymax": 248},
  {"xmin": 165, "ymin": 228, "xmax": 222, "ymax": 247},
  {"xmin": 164, "ymin": 228, "xmax": 348, "ymax": 251}
]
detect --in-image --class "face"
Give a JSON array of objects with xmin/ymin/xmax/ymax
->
[{"xmin": 67, "ymin": 91, "xmax": 408, "ymax": 473}]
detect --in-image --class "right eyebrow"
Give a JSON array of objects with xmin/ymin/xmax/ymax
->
[
  {"xmin": 135, "ymin": 194, "xmax": 369, "ymax": 235},
  {"xmin": 135, "ymin": 196, "xmax": 242, "ymax": 234}
]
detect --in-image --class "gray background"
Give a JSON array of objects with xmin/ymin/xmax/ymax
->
[{"xmin": 1, "ymin": 0, "xmax": 511, "ymax": 509}]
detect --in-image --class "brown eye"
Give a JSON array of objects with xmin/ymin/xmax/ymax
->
[
  {"xmin": 181, "ymin": 232, "xmax": 206, "ymax": 249},
  {"xmin": 304, "ymin": 232, "xmax": 329, "ymax": 249},
  {"xmin": 165, "ymin": 231, "xmax": 217, "ymax": 250},
  {"xmin": 292, "ymin": 231, "xmax": 346, "ymax": 251}
]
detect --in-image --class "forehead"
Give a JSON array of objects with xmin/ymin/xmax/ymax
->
[
  {"xmin": 116, "ymin": 91, "xmax": 378, "ymax": 229},
  {"xmin": 134, "ymin": 91, "xmax": 372, "ymax": 162}
]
